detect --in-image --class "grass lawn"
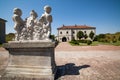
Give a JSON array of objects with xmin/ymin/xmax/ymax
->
[
  {"xmin": 69, "ymin": 41, "xmax": 120, "ymax": 46},
  {"xmin": 111, "ymin": 41, "xmax": 120, "ymax": 46},
  {"xmin": 92, "ymin": 41, "xmax": 120, "ymax": 46}
]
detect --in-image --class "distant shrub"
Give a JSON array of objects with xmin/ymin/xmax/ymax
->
[
  {"xmin": 98, "ymin": 34, "xmax": 106, "ymax": 39},
  {"xmin": 6, "ymin": 33, "xmax": 15, "ymax": 42},
  {"xmin": 118, "ymin": 36, "xmax": 120, "ymax": 41},
  {"xmin": 87, "ymin": 40, "xmax": 92, "ymax": 45},
  {"xmin": 78, "ymin": 40, "xmax": 87, "ymax": 43},
  {"xmin": 93, "ymin": 35, "xmax": 99, "ymax": 41},
  {"xmin": 50, "ymin": 35, "xmax": 55, "ymax": 41},
  {"xmin": 112, "ymin": 39, "xmax": 117, "ymax": 43},
  {"xmin": 69, "ymin": 39, "xmax": 93, "ymax": 45},
  {"xmin": 89, "ymin": 31, "xmax": 95, "ymax": 40},
  {"xmin": 84, "ymin": 33, "xmax": 88, "ymax": 39},
  {"xmin": 69, "ymin": 40, "xmax": 79, "ymax": 45},
  {"xmin": 77, "ymin": 31, "xmax": 84, "ymax": 40},
  {"xmin": 105, "ymin": 38, "xmax": 111, "ymax": 43}
]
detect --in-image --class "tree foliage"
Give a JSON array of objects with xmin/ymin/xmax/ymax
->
[
  {"xmin": 89, "ymin": 31, "xmax": 95, "ymax": 40},
  {"xmin": 77, "ymin": 31, "xmax": 84, "ymax": 40},
  {"xmin": 99, "ymin": 34, "xmax": 106, "ymax": 39},
  {"xmin": 84, "ymin": 33, "xmax": 88, "ymax": 39},
  {"xmin": 6, "ymin": 33, "xmax": 15, "ymax": 42},
  {"xmin": 50, "ymin": 34, "xmax": 55, "ymax": 41},
  {"xmin": 119, "ymin": 36, "xmax": 120, "ymax": 41}
]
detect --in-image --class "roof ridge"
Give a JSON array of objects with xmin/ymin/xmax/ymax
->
[{"xmin": 57, "ymin": 25, "xmax": 96, "ymax": 30}]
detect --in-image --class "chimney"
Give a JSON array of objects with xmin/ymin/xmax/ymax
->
[{"xmin": 75, "ymin": 24, "xmax": 77, "ymax": 27}]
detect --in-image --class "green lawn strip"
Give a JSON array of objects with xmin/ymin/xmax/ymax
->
[
  {"xmin": 69, "ymin": 41, "xmax": 120, "ymax": 46},
  {"xmin": 112, "ymin": 41, "xmax": 120, "ymax": 46}
]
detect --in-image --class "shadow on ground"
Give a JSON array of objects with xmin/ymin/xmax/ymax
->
[{"xmin": 55, "ymin": 63, "xmax": 90, "ymax": 79}]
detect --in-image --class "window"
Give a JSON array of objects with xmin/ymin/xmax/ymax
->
[
  {"xmin": 66, "ymin": 31, "xmax": 68, "ymax": 34},
  {"xmin": 73, "ymin": 31, "xmax": 75, "ymax": 34},
  {"xmin": 84, "ymin": 31, "xmax": 86, "ymax": 33},
  {"xmin": 60, "ymin": 32, "xmax": 62, "ymax": 34}
]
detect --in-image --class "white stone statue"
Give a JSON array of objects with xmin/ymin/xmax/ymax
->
[
  {"xmin": 12, "ymin": 5, "xmax": 52, "ymax": 42},
  {"xmin": 33, "ymin": 18, "xmax": 43, "ymax": 40},
  {"xmin": 12, "ymin": 8, "xmax": 25, "ymax": 41},
  {"xmin": 26, "ymin": 10, "xmax": 38, "ymax": 40},
  {"xmin": 40, "ymin": 5, "xmax": 52, "ymax": 40}
]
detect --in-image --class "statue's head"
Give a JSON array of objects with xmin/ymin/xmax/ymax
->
[
  {"xmin": 30, "ymin": 10, "xmax": 38, "ymax": 19},
  {"xmin": 44, "ymin": 5, "xmax": 52, "ymax": 14},
  {"xmin": 13, "ymin": 8, "xmax": 22, "ymax": 16}
]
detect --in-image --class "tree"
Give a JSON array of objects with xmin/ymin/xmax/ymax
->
[
  {"xmin": 84, "ymin": 33, "xmax": 88, "ymax": 39},
  {"xmin": 89, "ymin": 31, "xmax": 95, "ymax": 40},
  {"xmin": 98, "ymin": 34, "xmax": 106, "ymax": 39},
  {"xmin": 6, "ymin": 33, "xmax": 15, "ymax": 42},
  {"xmin": 119, "ymin": 36, "xmax": 120, "ymax": 41},
  {"xmin": 77, "ymin": 31, "xmax": 84, "ymax": 40},
  {"xmin": 93, "ymin": 35, "xmax": 99, "ymax": 41},
  {"xmin": 50, "ymin": 34, "xmax": 55, "ymax": 41}
]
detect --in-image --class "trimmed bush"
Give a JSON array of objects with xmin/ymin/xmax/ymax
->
[
  {"xmin": 77, "ymin": 31, "xmax": 84, "ymax": 40},
  {"xmin": 112, "ymin": 39, "xmax": 117, "ymax": 43},
  {"xmin": 78, "ymin": 40, "xmax": 87, "ymax": 43},
  {"xmin": 87, "ymin": 40, "xmax": 92, "ymax": 45},
  {"xmin": 118, "ymin": 36, "xmax": 120, "ymax": 41},
  {"xmin": 69, "ymin": 40, "xmax": 79, "ymax": 45},
  {"xmin": 89, "ymin": 31, "xmax": 95, "ymax": 40},
  {"xmin": 6, "ymin": 33, "xmax": 15, "ymax": 42},
  {"xmin": 70, "ymin": 40, "xmax": 92, "ymax": 45},
  {"xmin": 93, "ymin": 35, "xmax": 99, "ymax": 41}
]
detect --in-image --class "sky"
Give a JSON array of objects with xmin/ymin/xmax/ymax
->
[{"xmin": 0, "ymin": 0, "xmax": 120, "ymax": 35}]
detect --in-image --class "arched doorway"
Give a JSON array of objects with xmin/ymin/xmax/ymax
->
[{"xmin": 62, "ymin": 37, "xmax": 67, "ymax": 42}]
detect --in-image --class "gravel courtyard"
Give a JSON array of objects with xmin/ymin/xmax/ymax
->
[
  {"xmin": 0, "ymin": 42, "xmax": 120, "ymax": 80},
  {"xmin": 55, "ymin": 42, "xmax": 120, "ymax": 80}
]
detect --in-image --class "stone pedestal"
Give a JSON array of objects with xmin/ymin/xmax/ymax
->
[{"xmin": 1, "ymin": 41, "xmax": 56, "ymax": 80}]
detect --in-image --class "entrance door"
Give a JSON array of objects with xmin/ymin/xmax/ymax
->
[{"xmin": 62, "ymin": 37, "xmax": 67, "ymax": 42}]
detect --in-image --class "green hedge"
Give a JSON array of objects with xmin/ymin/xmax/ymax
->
[
  {"xmin": 69, "ymin": 40, "xmax": 92, "ymax": 45},
  {"xmin": 69, "ymin": 40, "xmax": 79, "ymax": 45}
]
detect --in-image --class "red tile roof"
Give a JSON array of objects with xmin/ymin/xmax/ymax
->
[{"xmin": 57, "ymin": 25, "xmax": 96, "ymax": 30}]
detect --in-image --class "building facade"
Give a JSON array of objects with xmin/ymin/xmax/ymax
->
[
  {"xmin": 0, "ymin": 18, "xmax": 7, "ymax": 43},
  {"xmin": 57, "ymin": 25, "xmax": 96, "ymax": 42}
]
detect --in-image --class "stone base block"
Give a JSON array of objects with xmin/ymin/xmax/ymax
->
[{"xmin": 1, "ymin": 41, "xmax": 56, "ymax": 80}]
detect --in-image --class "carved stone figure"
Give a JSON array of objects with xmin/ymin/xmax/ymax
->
[
  {"xmin": 19, "ymin": 27, "xmax": 27, "ymax": 40},
  {"xmin": 12, "ymin": 5, "xmax": 52, "ymax": 41},
  {"xmin": 26, "ymin": 10, "xmax": 38, "ymax": 40},
  {"xmin": 33, "ymin": 19, "xmax": 43, "ymax": 40},
  {"xmin": 12, "ymin": 8, "xmax": 24, "ymax": 41},
  {"xmin": 40, "ymin": 5, "xmax": 52, "ymax": 40}
]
